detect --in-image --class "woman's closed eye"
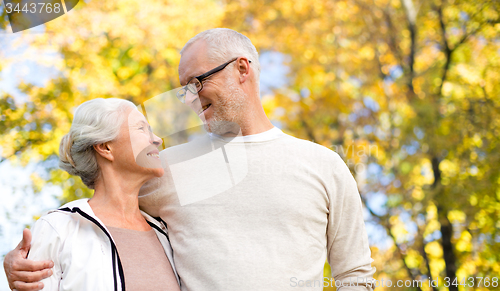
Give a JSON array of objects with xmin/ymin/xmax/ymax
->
[{"xmin": 139, "ymin": 126, "xmax": 153, "ymax": 133}]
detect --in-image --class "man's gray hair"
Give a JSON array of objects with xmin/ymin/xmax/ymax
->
[
  {"xmin": 181, "ymin": 28, "xmax": 261, "ymax": 77},
  {"xmin": 59, "ymin": 98, "xmax": 136, "ymax": 189}
]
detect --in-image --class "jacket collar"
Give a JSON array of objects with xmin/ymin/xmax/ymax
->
[
  {"xmin": 52, "ymin": 198, "xmax": 101, "ymax": 220},
  {"xmin": 53, "ymin": 198, "xmax": 165, "ymax": 231}
]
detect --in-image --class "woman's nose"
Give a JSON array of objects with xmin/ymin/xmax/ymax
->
[{"xmin": 151, "ymin": 132, "xmax": 162, "ymax": 146}]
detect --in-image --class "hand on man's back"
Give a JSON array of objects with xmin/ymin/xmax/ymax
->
[{"xmin": 3, "ymin": 229, "xmax": 54, "ymax": 291}]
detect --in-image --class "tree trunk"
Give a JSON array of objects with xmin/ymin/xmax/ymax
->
[
  {"xmin": 432, "ymin": 156, "xmax": 458, "ymax": 291},
  {"xmin": 439, "ymin": 210, "xmax": 458, "ymax": 291}
]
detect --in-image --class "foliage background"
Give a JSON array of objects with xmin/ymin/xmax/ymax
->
[{"xmin": 1, "ymin": 0, "xmax": 499, "ymax": 290}]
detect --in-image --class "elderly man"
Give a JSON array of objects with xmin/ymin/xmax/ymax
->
[{"xmin": 4, "ymin": 28, "xmax": 375, "ymax": 291}]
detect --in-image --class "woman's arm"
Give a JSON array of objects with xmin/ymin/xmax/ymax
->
[{"xmin": 27, "ymin": 218, "xmax": 63, "ymax": 291}]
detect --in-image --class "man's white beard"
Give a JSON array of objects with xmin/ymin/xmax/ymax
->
[
  {"xmin": 205, "ymin": 78, "xmax": 246, "ymax": 136},
  {"xmin": 205, "ymin": 119, "xmax": 238, "ymax": 136}
]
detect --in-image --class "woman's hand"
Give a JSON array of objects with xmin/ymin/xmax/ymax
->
[{"xmin": 3, "ymin": 229, "xmax": 54, "ymax": 291}]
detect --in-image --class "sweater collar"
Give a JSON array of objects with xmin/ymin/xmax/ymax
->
[{"xmin": 209, "ymin": 126, "xmax": 285, "ymax": 143}]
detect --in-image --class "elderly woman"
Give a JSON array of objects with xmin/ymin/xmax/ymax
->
[{"xmin": 25, "ymin": 98, "xmax": 181, "ymax": 291}]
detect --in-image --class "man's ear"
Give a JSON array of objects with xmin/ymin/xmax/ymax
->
[
  {"xmin": 237, "ymin": 58, "xmax": 251, "ymax": 84},
  {"xmin": 94, "ymin": 143, "xmax": 114, "ymax": 162}
]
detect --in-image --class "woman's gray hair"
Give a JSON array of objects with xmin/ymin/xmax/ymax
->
[
  {"xmin": 59, "ymin": 98, "xmax": 136, "ymax": 189},
  {"xmin": 181, "ymin": 28, "xmax": 261, "ymax": 77}
]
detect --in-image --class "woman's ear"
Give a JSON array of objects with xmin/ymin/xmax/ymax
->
[{"xmin": 94, "ymin": 143, "xmax": 114, "ymax": 162}]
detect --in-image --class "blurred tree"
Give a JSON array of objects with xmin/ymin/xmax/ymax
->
[
  {"xmin": 220, "ymin": 0, "xmax": 500, "ymax": 289},
  {"xmin": 1, "ymin": 0, "xmax": 224, "ymax": 202}
]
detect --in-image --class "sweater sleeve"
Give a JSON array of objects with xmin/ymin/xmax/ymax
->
[
  {"xmin": 326, "ymin": 154, "xmax": 376, "ymax": 291},
  {"xmin": 27, "ymin": 218, "xmax": 63, "ymax": 291}
]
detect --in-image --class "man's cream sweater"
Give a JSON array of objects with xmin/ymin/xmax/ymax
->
[{"xmin": 139, "ymin": 128, "xmax": 375, "ymax": 291}]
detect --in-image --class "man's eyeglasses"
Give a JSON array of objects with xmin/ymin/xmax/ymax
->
[{"xmin": 176, "ymin": 57, "xmax": 251, "ymax": 103}]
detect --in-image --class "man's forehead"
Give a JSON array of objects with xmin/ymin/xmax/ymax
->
[{"xmin": 178, "ymin": 41, "xmax": 210, "ymax": 84}]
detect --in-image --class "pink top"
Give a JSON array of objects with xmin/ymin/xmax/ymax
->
[{"xmin": 107, "ymin": 226, "xmax": 180, "ymax": 291}]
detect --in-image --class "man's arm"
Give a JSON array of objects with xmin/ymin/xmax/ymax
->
[
  {"xmin": 326, "ymin": 154, "xmax": 376, "ymax": 290},
  {"xmin": 3, "ymin": 229, "xmax": 53, "ymax": 291}
]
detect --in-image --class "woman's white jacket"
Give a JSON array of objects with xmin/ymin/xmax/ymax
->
[{"xmin": 28, "ymin": 198, "xmax": 180, "ymax": 291}]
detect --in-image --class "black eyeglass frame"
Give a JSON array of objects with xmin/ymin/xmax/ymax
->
[{"xmin": 176, "ymin": 57, "xmax": 252, "ymax": 103}]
